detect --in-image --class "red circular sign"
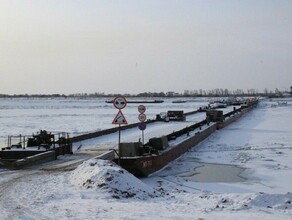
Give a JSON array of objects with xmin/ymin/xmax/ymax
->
[
  {"xmin": 138, "ymin": 113, "xmax": 146, "ymax": 122},
  {"xmin": 138, "ymin": 105, "xmax": 146, "ymax": 114},
  {"xmin": 113, "ymin": 96, "xmax": 127, "ymax": 109}
]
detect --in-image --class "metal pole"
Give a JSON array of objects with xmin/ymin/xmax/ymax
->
[
  {"xmin": 118, "ymin": 124, "xmax": 121, "ymax": 165},
  {"xmin": 142, "ymin": 130, "xmax": 144, "ymax": 145}
]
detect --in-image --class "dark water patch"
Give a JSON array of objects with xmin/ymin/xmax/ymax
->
[{"xmin": 178, "ymin": 163, "xmax": 247, "ymax": 183}]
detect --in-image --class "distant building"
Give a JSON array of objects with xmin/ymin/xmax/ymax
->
[
  {"xmin": 281, "ymin": 86, "xmax": 292, "ymax": 97},
  {"xmin": 283, "ymin": 86, "xmax": 292, "ymax": 97},
  {"xmin": 282, "ymin": 92, "xmax": 291, "ymax": 97}
]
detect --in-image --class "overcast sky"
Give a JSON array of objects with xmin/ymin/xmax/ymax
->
[{"xmin": 0, "ymin": 0, "xmax": 291, "ymax": 94}]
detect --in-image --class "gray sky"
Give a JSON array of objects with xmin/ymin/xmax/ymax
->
[{"xmin": 0, "ymin": 0, "xmax": 291, "ymax": 94}]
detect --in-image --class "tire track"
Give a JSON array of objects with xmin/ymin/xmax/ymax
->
[{"xmin": 0, "ymin": 170, "xmax": 55, "ymax": 219}]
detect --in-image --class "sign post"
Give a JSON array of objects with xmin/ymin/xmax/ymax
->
[
  {"xmin": 138, "ymin": 122, "xmax": 146, "ymax": 144},
  {"xmin": 112, "ymin": 96, "xmax": 127, "ymax": 165},
  {"xmin": 138, "ymin": 105, "xmax": 146, "ymax": 144}
]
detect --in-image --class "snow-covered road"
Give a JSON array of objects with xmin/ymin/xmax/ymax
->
[{"xmin": 71, "ymin": 111, "xmax": 208, "ymax": 152}]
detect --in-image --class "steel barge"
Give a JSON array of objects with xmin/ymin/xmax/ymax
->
[{"xmin": 117, "ymin": 99, "xmax": 258, "ymax": 177}]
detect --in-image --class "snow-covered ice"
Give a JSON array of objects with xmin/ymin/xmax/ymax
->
[
  {"xmin": 0, "ymin": 97, "xmax": 208, "ymax": 147},
  {"xmin": 0, "ymin": 97, "xmax": 291, "ymax": 219}
]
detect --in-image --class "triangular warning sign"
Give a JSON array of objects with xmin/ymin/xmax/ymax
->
[{"xmin": 112, "ymin": 110, "xmax": 128, "ymax": 124}]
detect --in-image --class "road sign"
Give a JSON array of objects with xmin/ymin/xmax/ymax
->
[
  {"xmin": 138, "ymin": 113, "xmax": 146, "ymax": 122},
  {"xmin": 113, "ymin": 96, "xmax": 127, "ymax": 109},
  {"xmin": 138, "ymin": 122, "xmax": 146, "ymax": 130},
  {"xmin": 112, "ymin": 110, "xmax": 128, "ymax": 124},
  {"xmin": 138, "ymin": 105, "xmax": 146, "ymax": 114}
]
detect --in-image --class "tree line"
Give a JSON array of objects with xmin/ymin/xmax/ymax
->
[{"xmin": 0, "ymin": 88, "xmax": 290, "ymax": 98}]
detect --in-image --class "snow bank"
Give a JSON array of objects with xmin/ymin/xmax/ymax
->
[
  {"xmin": 248, "ymin": 192, "xmax": 292, "ymax": 210},
  {"xmin": 70, "ymin": 159, "xmax": 159, "ymax": 199}
]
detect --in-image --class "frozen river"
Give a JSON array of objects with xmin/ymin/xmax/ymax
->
[{"xmin": 0, "ymin": 97, "xmax": 214, "ymax": 147}]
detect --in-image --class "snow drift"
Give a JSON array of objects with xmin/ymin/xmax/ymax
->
[{"xmin": 70, "ymin": 159, "xmax": 159, "ymax": 199}]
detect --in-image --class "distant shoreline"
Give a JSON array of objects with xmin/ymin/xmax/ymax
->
[{"xmin": 0, "ymin": 93, "xmax": 286, "ymax": 99}]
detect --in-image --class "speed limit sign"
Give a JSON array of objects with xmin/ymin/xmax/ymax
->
[{"xmin": 138, "ymin": 113, "xmax": 146, "ymax": 122}]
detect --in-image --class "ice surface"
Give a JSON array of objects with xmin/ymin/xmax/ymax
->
[{"xmin": 0, "ymin": 97, "xmax": 208, "ymax": 147}]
